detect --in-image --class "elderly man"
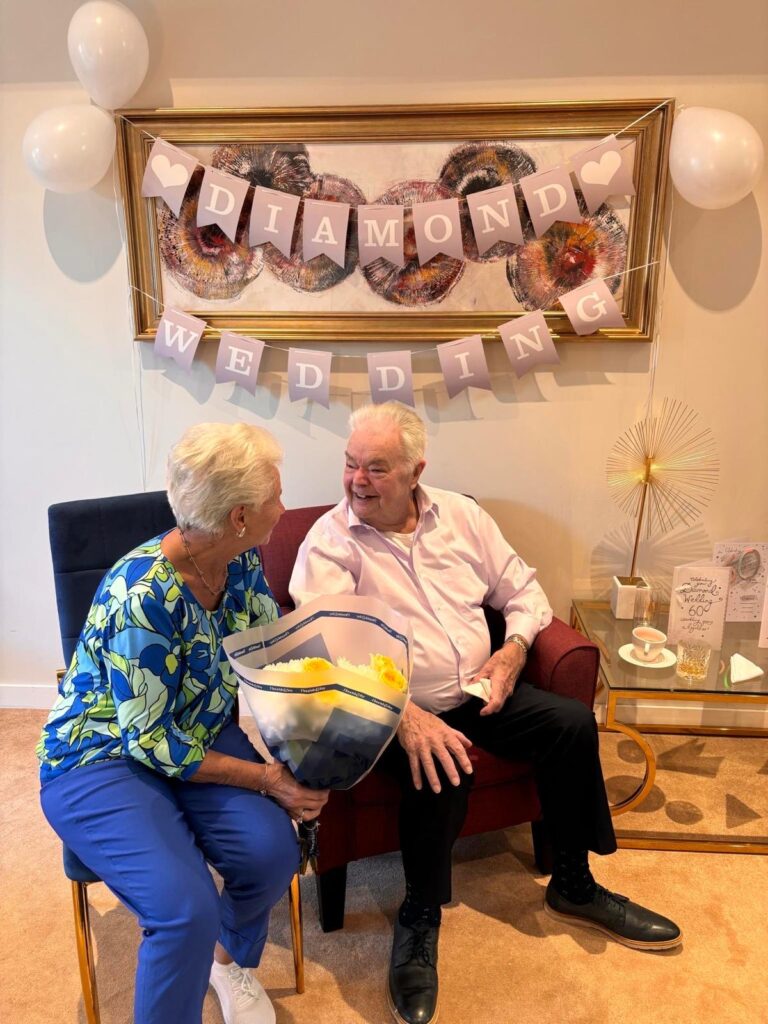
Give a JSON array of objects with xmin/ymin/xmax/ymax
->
[{"xmin": 290, "ymin": 402, "xmax": 680, "ymax": 1024}]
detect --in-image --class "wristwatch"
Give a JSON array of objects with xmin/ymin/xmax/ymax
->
[{"xmin": 503, "ymin": 634, "xmax": 529, "ymax": 656}]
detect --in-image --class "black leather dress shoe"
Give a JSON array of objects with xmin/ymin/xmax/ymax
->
[
  {"xmin": 387, "ymin": 917, "xmax": 439, "ymax": 1024},
  {"xmin": 544, "ymin": 881, "xmax": 682, "ymax": 950}
]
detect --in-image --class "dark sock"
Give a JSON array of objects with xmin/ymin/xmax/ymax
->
[
  {"xmin": 551, "ymin": 849, "xmax": 597, "ymax": 905},
  {"xmin": 399, "ymin": 884, "xmax": 442, "ymax": 928}
]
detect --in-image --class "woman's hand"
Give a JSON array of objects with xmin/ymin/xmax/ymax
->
[
  {"xmin": 190, "ymin": 750, "xmax": 329, "ymax": 821},
  {"xmin": 266, "ymin": 762, "xmax": 329, "ymax": 822}
]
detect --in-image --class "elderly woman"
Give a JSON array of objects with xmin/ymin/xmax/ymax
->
[{"xmin": 37, "ymin": 422, "xmax": 328, "ymax": 1024}]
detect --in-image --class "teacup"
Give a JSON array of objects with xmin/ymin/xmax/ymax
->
[{"xmin": 631, "ymin": 626, "xmax": 667, "ymax": 663}]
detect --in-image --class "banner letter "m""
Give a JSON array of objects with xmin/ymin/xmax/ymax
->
[{"xmin": 357, "ymin": 205, "xmax": 405, "ymax": 267}]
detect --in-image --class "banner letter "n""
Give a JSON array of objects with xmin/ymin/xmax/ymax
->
[{"xmin": 497, "ymin": 312, "xmax": 560, "ymax": 378}]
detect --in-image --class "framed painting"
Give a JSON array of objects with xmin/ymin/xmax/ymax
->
[{"xmin": 115, "ymin": 100, "xmax": 674, "ymax": 343}]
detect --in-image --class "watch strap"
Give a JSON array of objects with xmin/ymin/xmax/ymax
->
[{"xmin": 503, "ymin": 633, "xmax": 529, "ymax": 656}]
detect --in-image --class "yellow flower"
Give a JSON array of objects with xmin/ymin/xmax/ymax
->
[
  {"xmin": 370, "ymin": 654, "xmax": 395, "ymax": 674},
  {"xmin": 302, "ymin": 657, "xmax": 333, "ymax": 673},
  {"xmin": 378, "ymin": 666, "xmax": 407, "ymax": 692}
]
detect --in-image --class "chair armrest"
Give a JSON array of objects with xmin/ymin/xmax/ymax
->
[{"xmin": 525, "ymin": 617, "xmax": 599, "ymax": 709}]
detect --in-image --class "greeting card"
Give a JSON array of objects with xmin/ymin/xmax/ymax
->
[
  {"xmin": 667, "ymin": 562, "xmax": 731, "ymax": 649},
  {"xmin": 713, "ymin": 539, "xmax": 768, "ymax": 622}
]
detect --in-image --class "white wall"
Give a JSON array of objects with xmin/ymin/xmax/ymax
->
[{"xmin": 2, "ymin": 1, "xmax": 766, "ymax": 707}]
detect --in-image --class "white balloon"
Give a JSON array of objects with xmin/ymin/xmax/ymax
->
[
  {"xmin": 669, "ymin": 106, "xmax": 764, "ymax": 210},
  {"xmin": 22, "ymin": 105, "xmax": 116, "ymax": 193},
  {"xmin": 67, "ymin": 1, "xmax": 149, "ymax": 110}
]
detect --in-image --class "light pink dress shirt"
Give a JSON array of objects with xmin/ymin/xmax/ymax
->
[{"xmin": 289, "ymin": 486, "xmax": 553, "ymax": 714}]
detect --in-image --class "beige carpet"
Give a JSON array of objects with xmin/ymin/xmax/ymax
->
[
  {"xmin": 3, "ymin": 709, "xmax": 768, "ymax": 1024},
  {"xmin": 600, "ymin": 731, "xmax": 768, "ymax": 844}
]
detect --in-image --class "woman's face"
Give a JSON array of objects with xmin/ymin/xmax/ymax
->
[{"xmin": 246, "ymin": 466, "xmax": 285, "ymax": 547}]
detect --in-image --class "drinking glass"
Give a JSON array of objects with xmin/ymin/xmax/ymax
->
[
  {"xmin": 632, "ymin": 585, "xmax": 658, "ymax": 631},
  {"xmin": 675, "ymin": 640, "xmax": 712, "ymax": 683}
]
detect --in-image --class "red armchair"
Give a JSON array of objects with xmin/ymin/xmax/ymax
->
[{"xmin": 258, "ymin": 505, "xmax": 599, "ymax": 932}]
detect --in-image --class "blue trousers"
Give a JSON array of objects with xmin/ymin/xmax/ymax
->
[{"xmin": 40, "ymin": 721, "xmax": 299, "ymax": 1024}]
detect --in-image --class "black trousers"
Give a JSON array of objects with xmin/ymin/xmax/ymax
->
[{"xmin": 378, "ymin": 681, "xmax": 617, "ymax": 906}]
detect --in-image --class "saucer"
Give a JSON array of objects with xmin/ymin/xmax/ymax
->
[{"xmin": 618, "ymin": 644, "xmax": 677, "ymax": 669}]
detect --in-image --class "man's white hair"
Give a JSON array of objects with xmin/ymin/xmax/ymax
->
[
  {"xmin": 348, "ymin": 402, "xmax": 426, "ymax": 469},
  {"xmin": 166, "ymin": 422, "xmax": 282, "ymax": 537}
]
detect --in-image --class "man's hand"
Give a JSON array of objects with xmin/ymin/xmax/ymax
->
[
  {"xmin": 474, "ymin": 643, "xmax": 526, "ymax": 717},
  {"xmin": 397, "ymin": 701, "xmax": 473, "ymax": 793}
]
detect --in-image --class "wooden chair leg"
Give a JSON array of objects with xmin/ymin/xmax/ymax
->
[
  {"xmin": 288, "ymin": 874, "xmax": 305, "ymax": 994},
  {"xmin": 71, "ymin": 881, "xmax": 100, "ymax": 1024},
  {"xmin": 316, "ymin": 864, "xmax": 348, "ymax": 932}
]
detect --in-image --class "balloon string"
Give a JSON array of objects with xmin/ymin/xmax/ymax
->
[
  {"xmin": 112, "ymin": 156, "xmax": 148, "ymax": 490},
  {"xmin": 643, "ymin": 188, "xmax": 675, "ymax": 421},
  {"xmin": 615, "ymin": 100, "xmax": 670, "ymax": 137}
]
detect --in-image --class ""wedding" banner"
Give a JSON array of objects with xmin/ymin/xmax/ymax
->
[{"xmin": 152, "ymin": 261, "xmax": 629, "ymax": 403}]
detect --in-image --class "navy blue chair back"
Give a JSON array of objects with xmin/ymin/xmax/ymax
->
[
  {"xmin": 48, "ymin": 490, "xmax": 176, "ymax": 886},
  {"xmin": 48, "ymin": 490, "xmax": 175, "ymax": 665}
]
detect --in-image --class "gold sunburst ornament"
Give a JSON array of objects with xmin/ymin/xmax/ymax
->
[{"xmin": 607, "ymin": 398, "xmax": 719, "ymax": 581}]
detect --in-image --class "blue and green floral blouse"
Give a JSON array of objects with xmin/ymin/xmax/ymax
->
[{"xmin": 37, "ymin": 534, "xmax": 278, "ymax": 785}]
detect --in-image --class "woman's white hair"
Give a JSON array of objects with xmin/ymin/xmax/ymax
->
[
  {"xmin": 348, "ymin": 402, "xmax": 426, "ymax": 469},
  {"xmin": 167, "ymin": 422, "xmax": 282, "ymax": 537}
]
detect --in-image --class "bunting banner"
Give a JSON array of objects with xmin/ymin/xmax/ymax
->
[
  {"xmin": 302, "ymin": 199, "xmax": 350, "ymax": 267},
  {"xmin": 147, "ymin": 255, "xmax": 635, "ymax": 403},
  {"xmin": 249, "ymin": 186, "xmax": 300, "ymax": 257},
  {"xmin": 141, "ymin": 139, "xmax": 197, "ymax": 217},
  {"xmin": 436, "ymin": 335, "xmax": 492, "ymax": 398},
  {"xmin": 131, "ymin": 123, "xmax": 649, "ymax": 404},
  {"xmin": 557, "ymin": 279, "xmax": 626, "ymax": 335},
  {"xmin": 138, "ymin": 130, "xmax": 639, "ymax": 268},
  {"xmin": 357, "ymin": 204, "xmax": 405, "ymax": 268},
  {"xmin": 215, "ymin": 333, "xmax": 265, "ymax": 394},
  {"xmin": 287, "ymin": 348, "xmax": 333, "ymax": 407},
  {"xmin": 497, "ymin": 310, "xmax": 561, "ymax": 377},
  {"xmin": 570, "ymin": 135, "xmax": 636, "ymax": 214},
  {"xmin": 368, "ymin": 350, "xmax": 415, "ymax": 407},
  {"xmin": 197, "ymin": 167, "xmax": 250, "ymax": 243},
  {"xmin": 153, "ymin": 307, "xmax": 206, "ymax": 369}
]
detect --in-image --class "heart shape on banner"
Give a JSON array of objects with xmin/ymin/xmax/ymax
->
[
  {"xmin": 580, "ymin": 150, "xmax": 621, "ymax": 186},
  {"xmin": 151, "ymin": 154, "xmax": 190, "ymax": 188}
]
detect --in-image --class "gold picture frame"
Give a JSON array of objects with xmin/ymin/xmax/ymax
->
[{"xmin": 115, "ymin": 99, "xmax": 674, "ymax": 344}]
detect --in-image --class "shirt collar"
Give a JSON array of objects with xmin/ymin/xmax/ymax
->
[{"xmin": 346, "ymin": 484, "xmax": 440, "ymax": 532}]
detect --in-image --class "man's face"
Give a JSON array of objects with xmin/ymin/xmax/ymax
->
[{"xmin": 344, "ymin": 424, "xmax": 424, "ymax": 532}]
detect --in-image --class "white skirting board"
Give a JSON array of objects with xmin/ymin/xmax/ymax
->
[
  {"xmin": 3, "ymin": 682, "xmax": 768, "ymax": 731},
  {"xmin": 1, "ymin": 683, "xmax": 60, "ymax": 709}
]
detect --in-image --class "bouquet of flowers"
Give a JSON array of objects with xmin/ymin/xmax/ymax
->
[{"xmin": 223, "ymin": 595, "xmax": 411, "ymax": 869}]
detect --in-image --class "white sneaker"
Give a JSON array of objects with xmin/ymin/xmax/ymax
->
[{"xmin": 209, "ymin": 960, "xmax": 276, "ymax": 1024}]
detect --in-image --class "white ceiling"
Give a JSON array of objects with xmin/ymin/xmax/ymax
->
[{"xmin": 2, "ymin": 0, "xmax": 767, "ymax": 87}]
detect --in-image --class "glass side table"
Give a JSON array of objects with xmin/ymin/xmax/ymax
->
[{"xmin": 570, "ymin": 600, "xmax": 768, "ymax": 853}]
